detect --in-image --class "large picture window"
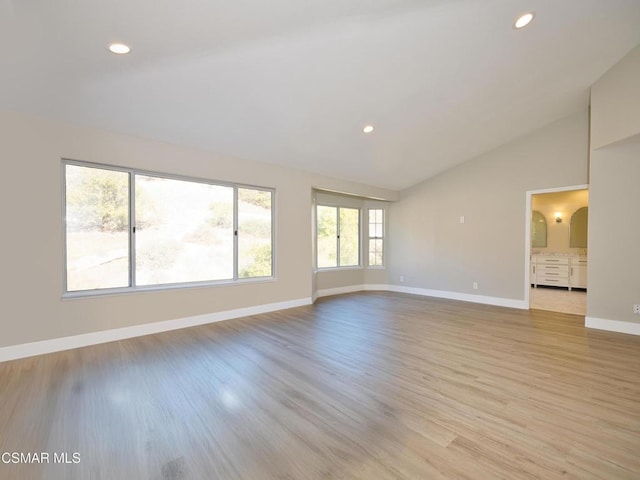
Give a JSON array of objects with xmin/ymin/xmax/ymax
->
[
  {"xmin": 316, "ymin": 205, "xmax": 360, "ymax": 268},
  {"xmin": 134, "ymin": 175, "xmax": 235, "ymax": 286},
  {"xmin": 64, "ymin": 161, "xmax": 274, "ymax": 294}
]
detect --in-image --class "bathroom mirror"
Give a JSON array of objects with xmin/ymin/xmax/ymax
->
[
  {"xmin": 570, "ymin": 207, "xmax": 588, "ymax": 248},
  {"xmin": 531, "ymin": 210, "xmax": 547, "ymax": 248}
]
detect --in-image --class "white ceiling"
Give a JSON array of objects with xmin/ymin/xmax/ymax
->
[{"xmin": 1, "ymin": 0, "xmax": 640, "ymax": 190}]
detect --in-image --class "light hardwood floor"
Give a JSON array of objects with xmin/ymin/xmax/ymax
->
[{"xmin": 1, "ymin": 292, "xmax": 639, "ymax": 479}]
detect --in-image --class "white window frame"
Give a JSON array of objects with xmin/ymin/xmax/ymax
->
[
  {"xmin": 316, "ymin": 204, "xmax": 361, "ymax": 269},
  {"xmin": 367, "ymin": 208, "xmax": 385, "ymax": 268},
  {"xmin": 62, "ymin": 159, "xmax": 276, "ymax": 297}
]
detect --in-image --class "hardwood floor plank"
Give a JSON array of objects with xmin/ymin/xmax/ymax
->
[{"xmin": 1, "ymin": 291, "xmax": 639, "ymax": 479}]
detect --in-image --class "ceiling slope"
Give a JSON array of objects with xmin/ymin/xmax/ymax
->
[{"xmin": 1, "ymin": 0, "xmax": 639, "ymax": 189}]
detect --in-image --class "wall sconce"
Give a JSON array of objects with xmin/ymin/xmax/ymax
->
[{"xmin": 555, "ymin": 212, "xmax": 563, "ymax": 223}]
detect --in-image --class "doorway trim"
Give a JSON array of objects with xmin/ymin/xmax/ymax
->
[{"xmin": 524, "ymin": 184, "xmax": 589, "ymax": 309}]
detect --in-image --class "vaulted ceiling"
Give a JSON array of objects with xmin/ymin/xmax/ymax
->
[{"xmin": 2, "ymin": 0, "xmax": 640, "ymax": 190}]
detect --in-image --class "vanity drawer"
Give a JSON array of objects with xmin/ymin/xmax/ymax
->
[
  {"xmin": 537, "ymin": 256, "xmax": 569, "ymax": 266},
  {"xmin": 537, "ymin": 264, "xmax": 569, "ymax": 275},
  {"xmin": 539, "ymin": 276, "xmax": 568, "ymax": 286}
]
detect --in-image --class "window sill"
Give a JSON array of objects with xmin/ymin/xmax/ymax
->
[
  {"xmin": 62, "ymin": 276, "xmax": 277, "ymax": 300},
  {"xmin": 316, "ymin": 266, "xmax": 364, "ymax": 272}
]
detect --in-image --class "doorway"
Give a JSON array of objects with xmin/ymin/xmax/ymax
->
[{"xmin": 525, "ymin": 185, "xmax": 588, "ymax": 315}]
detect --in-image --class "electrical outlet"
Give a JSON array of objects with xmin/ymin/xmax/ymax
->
[
  {"xmin": 634, "ymin": 304, "xmax": 640, "ymax": 314},
  {"xmin": 400, "ymin": 275, "xmax": 404, "ymax": 283},
  {"xmin": 459, "ymin": 216, "xmax": 465, "ymax": 224},
  {"xmin": 473, "ymin": 282, "xmax": 479, "ymax": 290}
]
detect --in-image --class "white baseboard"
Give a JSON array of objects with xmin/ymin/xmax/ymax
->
[
  {"xmin": 0, "ymin": 297, "xmax": 312, "ymax": 363},
  {"xmin": 316, "ymin": 284, "xmax": 362, "ymax": 298},
  {"xmin": 316, "ymin": 284, "xmax": 388, "ymax": 298},
  {"xmin": 362, "ymin": 284, "xmax": 390, "ymax": 292},
  {"xmin": 15, "ymin": 290, "xmax": 636, "ymax": 363},
  {"xmin": 387, "ymin": 285, "xmax": 528, "ymax": 310},
  {"xmin": 585, "ymin": 316, "xmax": 640, "ymax": 336},
  {"xmin": 316, "ymin": 283, "xmax": 527, "ymax": 309},
  {"xmin": 316, "ymin": 284, "xmax": 364, "ymax": 297}
]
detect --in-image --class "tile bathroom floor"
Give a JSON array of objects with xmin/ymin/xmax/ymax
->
[{"xmin": 530, "ymin": 286, "xmax": 587, "ymax": 316}]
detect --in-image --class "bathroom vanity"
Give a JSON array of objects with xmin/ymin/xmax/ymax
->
[{"xmin": 531, "ymin": 254, "xmax": 587, "ymax": 290}]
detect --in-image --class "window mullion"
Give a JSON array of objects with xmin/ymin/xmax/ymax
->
[
  {"xmin": 336, "ymin": 207, "xmax": 341, "ymax": 268},
  {"xmin": 62, "ymin": 164, "xmax": 69, "ymax": 293},
  {"xmin": 130, "ymin": 171, "xmax": 136, "ymax": 288},
  {"xmin": 233, "ymin": 186, "xmax": 239, "ymax": 280},
  {"xmin": 359, "ymin": 208, "xmax": 362, "ymax": 266},
  {"xmin": 270, "ymin": 191, "xmax": 275, "ymax": 277}
]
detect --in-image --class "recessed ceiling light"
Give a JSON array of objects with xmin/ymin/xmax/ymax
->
[
  {"xmin": 514, "ymin": 12, "xmax": 535, "ymax": 29},
  {"xmin": 108, "ymin": 43, "xmax": 131, "ymax": 55},
  {"xmin": 363, "ymin": 125, "xmax": 374, "ymax": 134}
]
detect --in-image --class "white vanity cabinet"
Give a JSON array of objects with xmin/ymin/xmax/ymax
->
[
  {"xmin": 570, "ymin": 257, "xmax": 588, "ymax": 289},
  {"xmin": 531, "ymin": 255, "xmax": 587, "ymax": 290}
]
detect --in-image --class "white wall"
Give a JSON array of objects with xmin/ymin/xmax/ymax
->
[
  {"xmin": 0, "ymin": 111, "xmax": 397, "ymax": 349},
  {"xmin": 591, "ymin": 45, "xmax": 640, "ymax": 149},
  {"xmin": 588, "ymin": 43, "xmax": 640, "ymax": 330},
  {"xmin": 388, "ymin": 111, "xmax": 589, "ymax": 302},
  {"xmin": 587, "ymin": 140, "xmax": 640, "ymax": 326}
]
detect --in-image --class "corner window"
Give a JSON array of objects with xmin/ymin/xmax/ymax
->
[
  {"xmin": 64, "ymin": 161, "xmax": 274, "ymax": 294},
  {"xmin": 368, "ymin": 208, "xmax": 384, "ymax": 267},
  {"xmin": 316, "ymin": 205, "xmax": 360, "ymax": 268}
]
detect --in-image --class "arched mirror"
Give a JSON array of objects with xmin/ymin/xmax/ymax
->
[
  {"xmin": 531, "ymin": 210, "xmax": 547, "ymax": 248},
  {"xmin": 570, "ymin": 207, "xmax": 588, "ymax": 248}
]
